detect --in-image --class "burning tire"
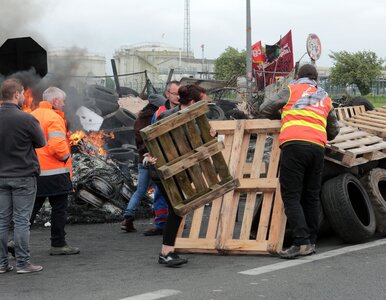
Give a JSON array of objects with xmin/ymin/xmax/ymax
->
[
  {"xmin": 360, "ymin": 168, "xmax": 386, "ymax": 235},
  {"xmin": 321, "ymin": 173, "xmax": 376, "ymax": 243}
]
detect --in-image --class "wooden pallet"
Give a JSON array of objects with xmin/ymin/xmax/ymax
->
[
  {"xmin": 335, "ymin": 105, "xmax": 366, "ymax": 121},
  {"xmin": 174, "ymin": 119, "xmax": 286, "ymax": 255},
  {"xmin": 339, "ymin": 106, "xmax": 386, "ymax": 137},
  {"xmin": 325, "ymin": 125, "xmax": 386, "ymax": 167},
  {"xmin": 140, "ymin": 101, "xmax": 239, "ymax": 216}
]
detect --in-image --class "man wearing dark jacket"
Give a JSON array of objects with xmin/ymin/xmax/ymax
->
[
  {"xmin": 0, "ymin": 79, "xmax": 46, "ymax": 274},
  {"xmin": 120, "ymin": 94, "xmax": 167, "ymax": 232},
  {"xmin": 259, "ymin": 64, "xmax": 340, "ymax": 259}
]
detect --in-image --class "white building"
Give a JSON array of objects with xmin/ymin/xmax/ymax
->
[
  {"xmin": 113, "ymin": 43, "xmax": 215, "ymax": 92},
  {"xmin": 47, "ymin": 48, "xmax": 107, "ymax": 89}
]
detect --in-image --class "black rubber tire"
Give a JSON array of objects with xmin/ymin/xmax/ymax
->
[
  {"xmin": 360, "ymin": 168, "xmax": 386, "ymax": 235},
  {"xmin": 77, "ymin": 189, "xmax": 104, "ymax": 208},
  {"xmin": 107, "ymin": 147, "xmax": 136, "ymax": 162},
  {"xmin": 119, "ymin": 86, "xmax": 139, "ymax": 97},
  {"xmin": 94, "ymin": 99, "xmax": 120, "ymax": 116},
  {"xmin": 225, "ymin": 108, "xmax": 247, "ymax": 120},
  {"xmin": 206, "ymin": 104, "xmax": 225, "ymax": 120},
  {"xmin": 114, "ymin": 108, "xmax": 137, "ymax": 126},
  {"xmin": 82, "ymin": 97, "xmax": 96, "ymax": 108},
  {"xmin": 347, "ymin": 96, "xmax": 375, "ymax": 111},
  {"xmin": 87, "ymin": 84, "xmax": 118, "ymax": 103},
  {"xmin": 321, "ymin": 173, "xmax": 376, "ymax": 243}
]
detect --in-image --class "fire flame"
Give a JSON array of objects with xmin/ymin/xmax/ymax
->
[
  {"xmin": 69, "ymin": 130, "xmax": 114, "ymax": 156},
  {"xmin": 22, "ymin": 89, "xmax": 35, "ymax": 112}
]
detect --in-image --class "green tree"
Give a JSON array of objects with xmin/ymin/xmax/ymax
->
[
  {"xmin": 214, "ymin": 47, "xmax": 246, "ymax": 81},
  {"xmin": 329, "ymin": 50, "xmax": 384, "ymax": 95}
]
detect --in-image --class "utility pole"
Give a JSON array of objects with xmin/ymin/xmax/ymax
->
[{"xmin": 246, "ymin": 0, "xmax": 252, "ymax": 102}]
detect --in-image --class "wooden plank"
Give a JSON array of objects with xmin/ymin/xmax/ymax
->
[
  {"xmin": 188, "ymin": 206, "xmax": 205, "ymax": 239},
  {"xmin": 352, "ymin": 114, "xmax": 386, "ymax": 126},
  {"xmin": 331, "ymin": 136, "xmax": 383, "ymax": 150},
  {"xmin": 157, "ymin": 133, "xmax": 196, "ymax": 199},
  {"xmin": 157, "ymin": 140, "xmax": 224, "ymax": 179},
  {"xmin": 350, "ymin": 115, "xmax": 386, "ymax": 127},
  {"xmin": 140, "ymin": 101, "xmax": 209, "ymax": 141},
  {"xmin": 236, "ymin": 178, "xmax": 278, "ymax": 192},
  {"xmin": 329, "ymin": 130, "xmax": 369, "ymax": 143},
  {"xmin": 216, "ymin": 120, "xmax": 246, "ymax": 249},
  {"xmin": 341, "ymin": 120, "xmax": 386, "ymax": 137},
  {"xmin": 147, "ymin": 139, "xmax": 184, "ymax": 207},
  {"xmin": 267, "ymin": 188, "xmax": 286, "ymax": 254},
  {"xmin": 174, "ymin": 179, "xmax": 239, "ymax": 216},
  {"xmin": 169, "ymin": 126, "xmax": 208, "ymax": 194},
  {"xmin": 239, "ymin": 134, "xmax": 268, "ymax": 240},
  {"xmin": 347, "ymin": 141, "xmax": 386, "ymax": 155},
  {"xmin": 185, "ymin": 120, "xmax": 219, "ymax": 187}
]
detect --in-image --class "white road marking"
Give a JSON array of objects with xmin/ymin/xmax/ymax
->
[
  {"xmin": 239, "ymin": 238, "xmax": 386, "ymax": 276},
  {"xmin": 120, "ymin": 289, "xmax": 181, "ymax": 300}
]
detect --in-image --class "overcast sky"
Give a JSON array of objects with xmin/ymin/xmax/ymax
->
[{"xmin": 1, "ymin": 0, "xmax": 385, "ymax": 75}]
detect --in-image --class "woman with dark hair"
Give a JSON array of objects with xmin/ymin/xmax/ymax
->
[{"xmin": 145, "ymin": 85, "xmax": 215, "ymax": 267}]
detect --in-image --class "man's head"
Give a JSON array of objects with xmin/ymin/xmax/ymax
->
[
  {"xmin": 0, "ymin": 78, "xmax": 24, "ymax": 106},
  {"xmin": 43, "ymin": 87, "xmax": 66, "ymax": 111},
  {"xmin": 296, "ymin": 64, "xmax": 318, "ymax": 81},
  {"xmin": 164, "ymin": 81, "xmax": 180, "ymax": 108}
]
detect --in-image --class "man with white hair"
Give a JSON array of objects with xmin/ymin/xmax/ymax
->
[{"xmin": 30, "ymin": 87, "xmax": 79, "ymax": 255}]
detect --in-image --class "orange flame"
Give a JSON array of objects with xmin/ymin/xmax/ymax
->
[
  {"xmin": 22, "ymin": 89, "xmax": 35, "ymax": 112},
  {"xmin": 69, "ymin": 130, "xmax": 114, "ymax": 156}
]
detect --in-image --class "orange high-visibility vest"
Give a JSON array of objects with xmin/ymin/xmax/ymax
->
[
  {"xmin": 279, "ymin": 83, "xmax": 332, "ymax": 147},
  {"xmin": 31, "ymin": 101, "xmax": 72, "ymax": 176}
]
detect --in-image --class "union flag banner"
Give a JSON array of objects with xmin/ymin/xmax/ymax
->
[
  {"xmin": 251, "ymin": 41, "xmax": 266, "ymax": 64},
  {"xmin": 253, "ymin": 30, "xmax": 294, "ymax": 90}
]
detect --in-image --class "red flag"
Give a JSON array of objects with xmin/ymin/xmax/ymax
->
[
  {"xmin": 253, "ymin": 30, "xmax": 294, "ymax": 90},
  {"xmin": 251, "ymin": 41, "xmax": 266, "ymax": 64}
]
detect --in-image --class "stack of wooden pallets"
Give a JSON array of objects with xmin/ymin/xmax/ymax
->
[{"xmin": 325, "ymin": 105, "xmax": 386, "ymax": 167}]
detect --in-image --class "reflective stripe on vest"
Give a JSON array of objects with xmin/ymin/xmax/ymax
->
[
  {"xmin": 48, "ymin": 131, "xmax": 66, "ymax": 138},
  {"xmin": 280, "ymin": 84, "xmax": 332, "ymax": 147},
  {"xmin": 40, "ymin": 167, "xmax": 71, "ymax": 176}
]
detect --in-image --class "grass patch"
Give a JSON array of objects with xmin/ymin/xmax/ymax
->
[{"xmin": 366, "ymin": 95, "xmax": 386, "ymax": 108}]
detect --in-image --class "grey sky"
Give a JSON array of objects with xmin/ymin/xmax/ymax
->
[{"xmin": 1, "ymin": 0, "xmax": 385, "ymax": 74}]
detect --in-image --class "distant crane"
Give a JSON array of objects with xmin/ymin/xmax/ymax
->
[{"xmin": 183, "ymin": 0, "xmax": 191, "ymax": 58}]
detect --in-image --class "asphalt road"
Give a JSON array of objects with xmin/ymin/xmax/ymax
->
[{"xmin": 1, "ymin": 221, "xmax": 386, "ymax": 300}]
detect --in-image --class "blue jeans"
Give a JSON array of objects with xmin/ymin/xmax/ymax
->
[
  {"xmin": 153, "ymin": 184, "xmax": 168, "ymax": 230},
  {"xmin": 124, "ymin": 163, "xmax": 151, "ymax": 218},
  {"xmin": 0, "ymin": 177, "xmax": 37, "ymax": 268}
]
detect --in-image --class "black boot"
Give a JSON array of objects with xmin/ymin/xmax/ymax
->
[{"xmin": 120, "ymin": 216, "xmax": 136, "ymax": 232}]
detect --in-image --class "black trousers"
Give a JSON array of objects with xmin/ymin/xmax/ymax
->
[
  {"xmin": 279, "ymin": 142, "xmax": 324, "ymax": 246},
  {"xmin": 153, "ymin": 180, "xmax": 182, "ymax": 247},
  {"xmin": 30, "ymin": 194, "xmax": 68, "ymax": 247}
]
